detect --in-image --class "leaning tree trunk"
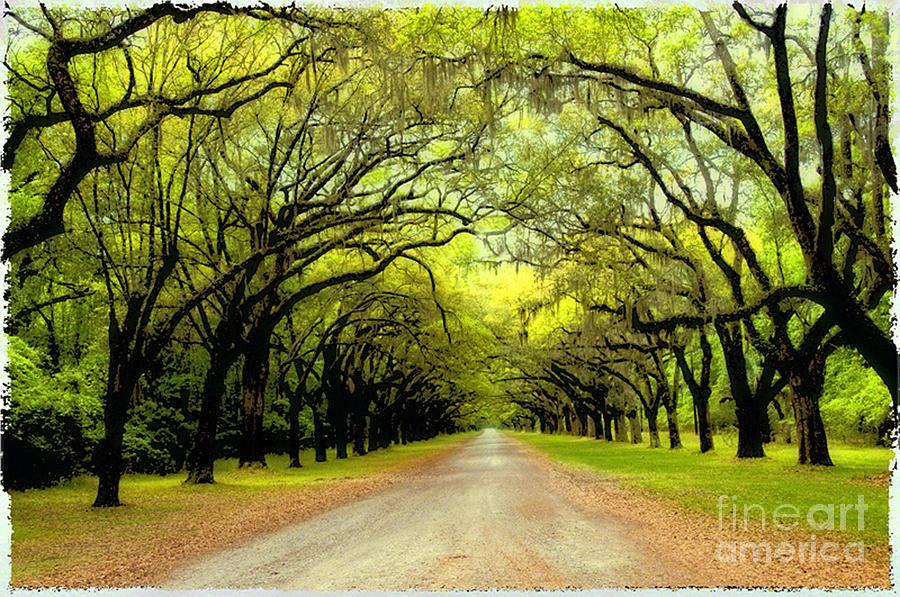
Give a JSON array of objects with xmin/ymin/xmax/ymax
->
[
  {"xmin": 820, "ymin": 274, "xmax": 898, "ymax": 410},
  {"xmin": 239, "ymin": 340, "xmax": 269, "ymax": 468}
]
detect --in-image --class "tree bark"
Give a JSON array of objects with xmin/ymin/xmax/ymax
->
[
  {"xmin": 673, "ymin": 338, "xmax": 714, "ymax": 453},
  {"xmin": 239, "ymin": 337, "xmax": 269, "ymax": 468},
  {"xmin": 391, "ymin": 412, "xmax": 401, "ymax": 445},
  {"xmin": 820, "ymin": 277, "xmax": 898, "ymax": 410},
  {"xmin": 716, "ymin": 321, "xmax": 765, "ymax": 458},
  {"xmin": 93, "ymin": 253, "xmax": 178, "ymax": 504},
  {"xmin": 735, "ymin": 402, "xmax": 766, "ymax": 458},
  {"xmin": 602, "ymin": 409, "xmax": 614, "ymax": 440},
  {"xmin": 312, "ymin": 402, "xmax": 328, "ymax": 462},
  {"xmin": 287, "ymin": 384, "xmax": 302, "ymax": 468},
  {"xmin": 695, "ymin": 392, "xmax": 713, "ymax": 452},
  {"xmin": 613, "ymin": 410, "xmax": 629, "ymax": 442},
  {"xmin": 786, "ymin": 356, "xmax": 834, "ymax": 465},
  {"xmin": 92, "ymin": 362, "xmax": 133, "ymax": 507},
  {"xmin": 329, "ymin": 398, "xmax": 349, "ymax": 459},
  {"xmin": 378, "ymin": 410, "xmax": 392, "ymax": 449},
  {"xmin": 646, "ymin": 406, "xmax": 661, "ymax": 448},
  {"xmin": 759, "ymin": 404, "xmax": 773, "ymax": 444},
  {"xmin": 368, "ymin": 413, "xmax": 380, "ymax": 453},
  {"xmin": 352, "ymin": 394, "xmax": 369, "ymax": 456},
  {"xmin": 628, "ymin": 411, "xmax": 642, "ymax": 444},
  {"xmin": 663, "ymin": 398, "xmax": 682, "ymax": 449},
  {"xmin": 185, "ymin": 347, "xmax": 237, "ymax": 484}
]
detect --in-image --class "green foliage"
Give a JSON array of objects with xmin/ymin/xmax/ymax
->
[
  {"xmin": 121, "ymin": 424, "xmax": 178, "ymax": 476},
  {"xmin": 820, "ymin": 348, "xmax": 893, "ymax": 445},
  {"xmin": 4, "ymin": 336, "xmax": 103, "ymax": 489},
  {"xmin": 2, "ymin": 3, "xmax": 894, "ymax": 499},
  {"xmin": 119, "ymin": 349, "xmax": 203, "ymax": 474}
]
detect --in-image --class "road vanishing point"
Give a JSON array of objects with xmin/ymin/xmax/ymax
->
[{"xmin": 162, "ymin": 429, "xmax": 686, "ymax": 590}]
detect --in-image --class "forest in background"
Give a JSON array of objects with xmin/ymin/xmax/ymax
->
[{"xmin": 2, "ymin": 3, "xmax": 895, "ymax": 506}]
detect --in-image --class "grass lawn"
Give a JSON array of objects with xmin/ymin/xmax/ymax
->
[
  {"xmin": 512, "ymin": 430, "xmax": 893, "ymax": 546},
  {"xmin": 9, "ymin": 433, "xmax": 472, "ymax": 586}
]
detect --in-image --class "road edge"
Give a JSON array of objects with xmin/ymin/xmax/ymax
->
[{"xmin": 506, "ymin": 431, "xmax": 891, "ymax": 589}]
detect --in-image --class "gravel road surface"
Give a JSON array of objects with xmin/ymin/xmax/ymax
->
[{"xmin": 161, "ymin": 429, "xmax": 688, "ymax": 590}]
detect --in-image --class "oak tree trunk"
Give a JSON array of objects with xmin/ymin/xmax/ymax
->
[
  {"xmin": 696, "ymin": 392, "xmax": 714, "ymax": 453},
  {"xmin": 717, "ymin": 322, "xmax": 765, "ymax": 458},
  {"xmin": 93, "ymin": 364, "xmax": 133, "ymax": 507},
  {"xmin": 628, "ymin": 411, "xmax": 642, "ymax": 444},
  {"xmin": 352, "ymin": 397, "xmax": 368, "ymax": 456},
  {"xmin": 602, "ymin": 410, "xmax": 614, "ymax": 440},
  {"xmin": 613, "ymin": 411, "xmax": 629, "ymax": 442},
  {"xmin": 312, "ymin": 403, "xmax": 328, "ymax": 462},
  {"xmin": 185, "ymin": 348, "xmax": 236, "ymax": 484},
  {"xmin": 368, "ymin": 414, "xmax": 380, "ymax": 453},
  {"xmin": 646, "ymin": 407, "xmax": 661, "ymax": 448},
  {"xmin": 239, "ymin": 341, "xmax": 269, "ymax": 468},
  {"xmin": 287, "ymin": 384, "xmax": 302, "ymax": 468},
  {"xmin": 329, "ymin": 399, "xmax": 349, "ymax": 459},
  {"xmin": 664, "ymin": 403, "xmax": 682, "ymax": 449},
  {"xmin": 787, "ymin": 357, "xmax": 834, "ymax": 466}
]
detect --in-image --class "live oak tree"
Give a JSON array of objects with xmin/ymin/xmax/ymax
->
[
  {"xmin": 486, "ymin": 4, "xmax": 893, "ymax": 465},
  {"xmin": 6, "ymin": 4, "xmax": 498, "ymax": 499},
  {"xmin": 3, "ymin": 3, "xmax": 315, "ymax": 259},
  {"xmin": 176, "ymin": 9, "xmax": 497, "ymax": 482},
  {"xmin": 553, "ymin": 4, "xmax": 896, "ymax": 408},
  {"xmin": 4, "ymin": 3, "xmax": 894, "ymax": 499}
]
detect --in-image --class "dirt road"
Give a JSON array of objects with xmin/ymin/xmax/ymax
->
[{"xmin": 161, "ymin": 429, "xmax": 689, "ymax": 590}]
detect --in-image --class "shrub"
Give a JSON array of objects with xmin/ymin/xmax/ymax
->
[
  {"xmin": 3, "ymin": 337, "xmax": 102, "ymax": 489},
  {"xmin": 121, "ymin": 424, "xmax": 178, "ymax": 475},
  {"xmin": 821, "ymin": 348, "xmax": 893, "ymax": 444}
]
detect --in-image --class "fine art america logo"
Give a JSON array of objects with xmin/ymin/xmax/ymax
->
[{"xmin": 715, "ymin": 495, "xmax": 867, "ymax": 563}]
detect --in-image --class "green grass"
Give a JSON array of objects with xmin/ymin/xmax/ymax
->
[
  {"xmin": 15, "ymin": 433, "xmax": 473, "ymax": 503},
  {"xmin": 10, "ymin": 433, "xmax": 473, "ymax": 584},
  {"xmin": 512, "ymin": 430, "xmax": 893, "ymax": 545}
]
